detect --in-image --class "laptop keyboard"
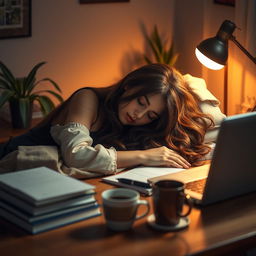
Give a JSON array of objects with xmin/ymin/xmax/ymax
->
[{"xmin": 185, "ymin": 178, "xmax": 207, "ymax": 194}]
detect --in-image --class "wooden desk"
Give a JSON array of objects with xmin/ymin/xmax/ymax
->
[
  {"xmin": 0, "ymin": 118, "xmax": 42, "ymax": 143},
  {"xmin": 0, "ymin": 178, "xmax": 255, "ymax": 256}
]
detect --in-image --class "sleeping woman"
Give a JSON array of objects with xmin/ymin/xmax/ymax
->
[{"xmin": 0, "ymin": 64, "xmax": 222, "ymax": 177}]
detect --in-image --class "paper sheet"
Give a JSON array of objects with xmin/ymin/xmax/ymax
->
[{"xmin": 102, "ymin": 166, "xmax": 184, "ymax": 195}]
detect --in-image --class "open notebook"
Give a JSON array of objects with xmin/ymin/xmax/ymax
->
[
  {"xmin": 149, "ymin": 112, "xmax": 256, "ymax": 206},
  {"xmin": 102, "ymin": 166, "xmax": 184, "ymax": 196}
]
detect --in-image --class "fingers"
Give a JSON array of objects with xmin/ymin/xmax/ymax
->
[
  {"xmin": 162, "ymin": 147, "xmax": 191, "ymax": 169},
  {"xmin": 144, "ymin": 146, "xmax": 191, "ymax": 169},
  {"xmin": 167, "ymin": 160, "xmax": 185, "ymax": 169},
  {"xmin": 169, "ymin": 153, "xmax": 191, "ymax": 169},
  {"xmin": 167, "ymin": 159, "xmax": 190, "ymax": 169}
]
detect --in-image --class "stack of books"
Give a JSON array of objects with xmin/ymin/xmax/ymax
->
[{"xmin": 0, "ymin": 167, "xmax": 101, "ymax": 234}]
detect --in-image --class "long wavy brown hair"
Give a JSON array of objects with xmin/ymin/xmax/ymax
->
[{"xmin": 43, "ymin": 63, "xmax": 214, "ymax": 165}]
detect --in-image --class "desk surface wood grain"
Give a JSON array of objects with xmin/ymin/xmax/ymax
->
[{"xmin": 0, "ymin": 176, "xmax": 255, "ymax": 256}]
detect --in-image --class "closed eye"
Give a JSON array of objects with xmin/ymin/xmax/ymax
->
[
  {"xmin": 137, "ymin": 96, "xmax": 146, "ymax": 107},
  {"xmin": 148, "ymin": 112, "xmax": 158, "ymax": 121}
]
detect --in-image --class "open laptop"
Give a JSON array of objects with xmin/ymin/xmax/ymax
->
[{"xmin": 149, "ymin": 111, "xmax": 256, "ymax": 206}]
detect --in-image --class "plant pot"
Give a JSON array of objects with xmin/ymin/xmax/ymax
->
[{"xmin": 9, "ymin": 98, "xmax": 33, "ymax": 129}]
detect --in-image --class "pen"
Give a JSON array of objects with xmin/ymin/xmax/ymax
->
[{"xmin": 117, "ymin": 178, "xmax": 152, "ymax": 189}]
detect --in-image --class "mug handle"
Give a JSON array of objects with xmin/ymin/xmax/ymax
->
[
  {"xmin": 135, "ymin": 200, "xmax": 150, "ymax": 220},
  {"xmin": 178, "ymin": 194, "xmax": 192, "ymax": 217}
]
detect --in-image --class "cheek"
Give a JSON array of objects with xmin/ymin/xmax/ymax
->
[
  {"xmin": 118, "ymin": 105, "xmax": 124, "ymax": 120},
  {"xmin": 120, "ymin": 101, "xmax": 133, "ymax": 113},
  {"xmin": 135, "ymin": 117, "xmax": 151, "ymax": 126},
  {"xmin": 118, "ymin": 102, "xmax": 129, "ymax": 123},
  {"xmin": 119, "ymin": 103, "xmax": 126, "ymax": 114}
]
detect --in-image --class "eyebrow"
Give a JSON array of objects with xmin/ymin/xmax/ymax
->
[
  {"xmin": 144, "ymin": 95, "xmax": 150, "ymax": 105},
  {"xmin": 144, "ymin": 95, "xmax": 160, "ymax": 118}
]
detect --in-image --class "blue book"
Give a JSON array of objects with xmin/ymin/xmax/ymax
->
[
  {"xmin": 0, "ymin": 205, "xmax": 101, "ymax": 234},
  {"xmin": 0, "ymin": 190, "xmax": 96, "ymax": 216},
  {"xmin": 0, "ymin": 200, "xmax": 99, "ymax": 223},
  {"xmin": 0, "ymin": 167, "xmax": 95, "ymax": 206}
]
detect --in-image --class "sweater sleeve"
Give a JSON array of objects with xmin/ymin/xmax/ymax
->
[{"xmin": 50, "ymin": 122, "xmax": 117, "ymax": 175}]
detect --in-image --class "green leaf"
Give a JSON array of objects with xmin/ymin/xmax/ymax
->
[
  {"xmin": 145, "ymin": 33, "xmax": 161, "ymax": 63},
  {"xmin": 0, "ymin": 77, "xmax": 12, "ymax": 90},
  {"xmin": 0, "ymin": 61, "xmax": 63, "ymax": 118},
  {"xmin": 163, "ymin": 50, "xmax": 169, "ymax": 64},
  {"xmin": 143, "ymin": 25, "xmax": 179, "ymax": 66},
  {"xmin": 32, "ymin": 78, "xmax": 62, "ymax": 94},
  {"xmin": 44, "ymin": 78, "xmax": 62, "ymax": 93},
  {"xmin": 33, "ymin": 90, "xmax": 64, "ymax": 103},
  {"xmin": 0, "ymin": 62, "xmax": 16, "ymax": 89},
  {"xmin": 24, "ymin": 78, "xmax": 36, "ymax": 96},
  {"xmin": 18, "ymin": 77, "xmax": 27, "ymax": 97},
  {"xmin": 0, "ymin": 90, "xmax": 14, "ymax": 108},
  {"xmin": 24, "ymin": 62, "xmax": 46, "ymax": 93},
  {"xmin": 152, "ymin": 40, "xmax": 163, "ymax": 63},
  {"xmin": 35, "ymin": 95, "xmax": 55, "ymax": 116},
  {"xmin": 12, "ymin": 78, "xmax": 25, "ymax": 97},
  {"xmin": 152, "ymin": 25, "xmax": 163, "ymax": 56},
  {"xmin": 45, "ymin": 90, "xmax": 64, "ymax": 103},
  {"xmin": 143, "ymin": 55, "xmax": 153, "ymax": 64},
  {"xmin": 165, "ymin": 42, "xmax": 174, "ymax": 64},
  {"xmin": 169, "ymin": 53, "xmax": 179, "ymax": 67}
]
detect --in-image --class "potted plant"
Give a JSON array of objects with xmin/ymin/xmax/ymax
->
[
  {"xmin": 143, "ymin": 25, "xmax": 179, "ymax": 66},
  {"xmin": 0, "ymin": 61, "xmax": 63, "ymax": 129}
]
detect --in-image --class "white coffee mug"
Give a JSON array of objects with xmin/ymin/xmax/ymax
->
[{"xmin": 102, "ymin": 188, "xmax": 150, "ymax": 231}]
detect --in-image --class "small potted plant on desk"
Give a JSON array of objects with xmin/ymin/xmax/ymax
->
[{"xmin": 0, "ymin": 61, "xmax": 63, "ymax": 129}]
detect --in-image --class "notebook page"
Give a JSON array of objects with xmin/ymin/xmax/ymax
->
[{"xmin": 102, "ymin": 166, "xmax": 184, "ymax": 195}]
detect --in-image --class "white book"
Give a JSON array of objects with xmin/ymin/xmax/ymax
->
[
  {"xmin": 0, "ymin": 167, "xmax": 95, "ymax": 206},
  {"xmin": 0, "ymin": 206, "xmax": 101, "ymax": 234},
  {"xmin": 102, "ymin": 166, "xmax": 184, "ymax": 195},
  {"xmin": 0, "ymin": 190, "xmax": 96, "ymax": 215}
]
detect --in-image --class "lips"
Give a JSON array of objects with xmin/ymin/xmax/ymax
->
[{"xmin": 126, "ymin": 113, "xmax": 135, "ymax": 123}]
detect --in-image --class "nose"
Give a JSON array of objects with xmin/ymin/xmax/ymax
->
[{"xmin": 134, "ymin": 109, "xmax": 147, "ymax": 119}]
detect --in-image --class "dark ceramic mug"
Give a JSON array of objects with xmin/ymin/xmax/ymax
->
[{"xmin": 152, "ymin": 179, "xmax": 192, "ymax": 226}]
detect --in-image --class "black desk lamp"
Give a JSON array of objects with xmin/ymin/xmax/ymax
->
[{"xmin": 195, "ymin": 20, "xmax": 256, "ymax": 114}]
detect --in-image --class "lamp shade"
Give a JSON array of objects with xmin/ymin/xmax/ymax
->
[
  {"xmin": 195, "ymin": 20, "xmax": 236, "ymax": 70},
  {"xmin": 195, "ymin": 37, "xmax": 228, "ymax": 70}
]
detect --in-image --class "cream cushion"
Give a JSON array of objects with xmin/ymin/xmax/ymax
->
[{"xmin": 183, "ymin": 74, "xmax": 226, "ymax": 143}]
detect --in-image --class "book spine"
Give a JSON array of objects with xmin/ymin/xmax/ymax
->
[
  {"xmin": 0, "ymin": 200, "xmax": 99, "ymax": 223},
  {"xmin": 0, "ymin": 207, "xmax": 101, "ymax": 234},
  {"xmin": 0, "ymin": 190, "xmax": 96, "ymax": 216}
]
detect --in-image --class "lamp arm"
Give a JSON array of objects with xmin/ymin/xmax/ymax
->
[{"xmin": 230, "ymin": 35, "xmax": 256, "ymax": 65}]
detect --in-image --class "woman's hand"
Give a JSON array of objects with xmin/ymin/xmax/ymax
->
[
  {"xmin": 139, "ymin": 146, "xmax": 191, "ymax": 169},
  {"xmin": 116, "ymin": 146, "xmax": 191, "ymax": 169}
]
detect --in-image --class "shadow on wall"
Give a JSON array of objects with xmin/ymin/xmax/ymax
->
[
  {"xmin": 119, "ymin": 47, "xmax": 145, "ymax": 77},
  {"xmin": 119, "ymin": 21, "xmax": 178, "ymax": 78}
]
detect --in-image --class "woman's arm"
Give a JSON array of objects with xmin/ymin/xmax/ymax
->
[
  {"xmin": 117, "ymin": 147, "xmax": 191, "ymax": 169},
  {"xmin": 51, "ymin": 89, "xmax": 118, "ymax": 175},
  {"xmin": 51, "ymin": 89, "xmax": 190, "ymax": 175},
  {"xmin": 52, "ymin": 88, "xmax": 99, "ymax": 129},
  {"xmin": 51, "ymin": 122, "xmax": 117, "ymax": 175}
]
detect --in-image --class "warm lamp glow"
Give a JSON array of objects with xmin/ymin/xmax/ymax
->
[
  {"xmin": 195, "ymin": 20, "xmax": 256, "ymax": 114},
  {"xmin": 195, "ymin": 48, "xmax": 224, "ymax": 70}
]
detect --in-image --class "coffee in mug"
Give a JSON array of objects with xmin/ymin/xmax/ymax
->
[
  {"xmin": 152, "ymin": 179, "xmax": 192, "ymax": 226},
  {"xmin": 102, "ymin": 188, "xmax": 150, "ymax": 231}
]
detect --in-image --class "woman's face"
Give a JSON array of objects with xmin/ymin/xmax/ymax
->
[{"xmin": 118, "ymin": 93, "xmax": 166, "ymax": 126}]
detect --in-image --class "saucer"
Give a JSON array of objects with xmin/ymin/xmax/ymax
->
[{"xmin": 147, "ymin": 214, "xmax": 190, "ymax": 232}]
